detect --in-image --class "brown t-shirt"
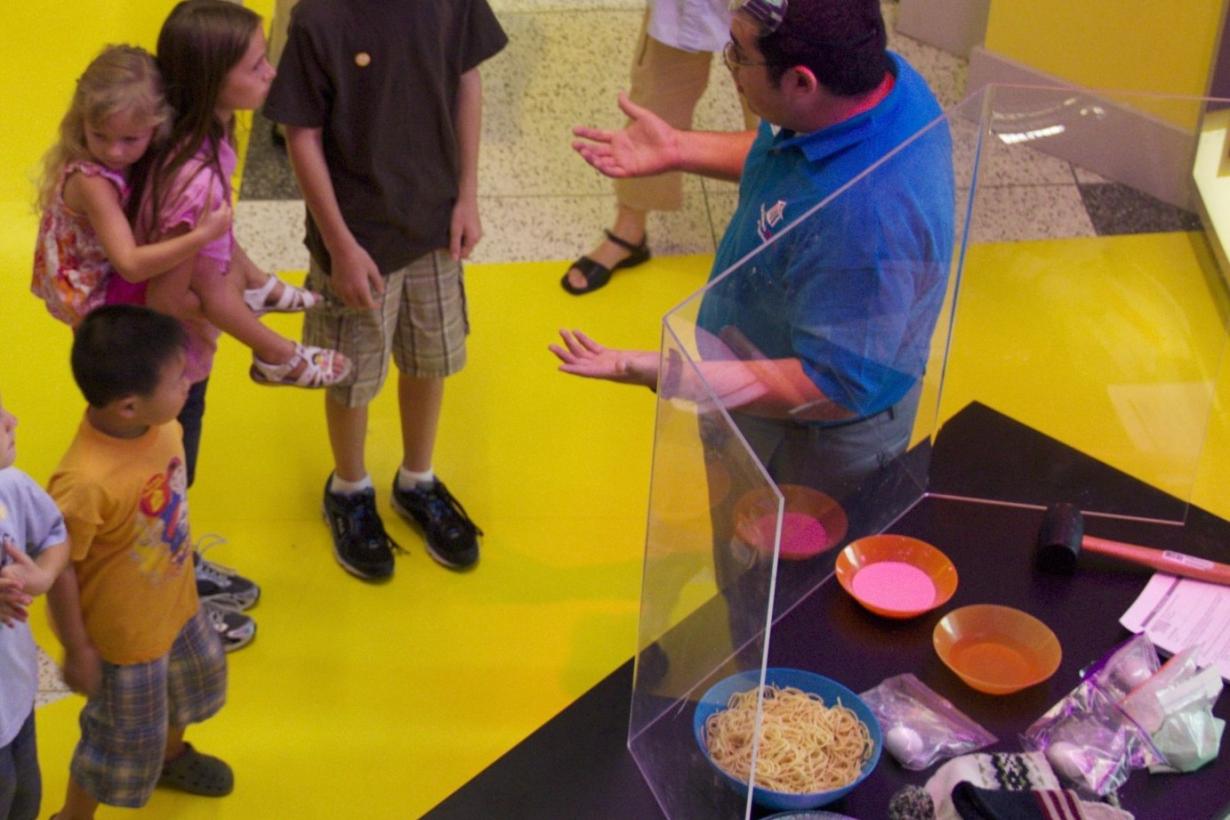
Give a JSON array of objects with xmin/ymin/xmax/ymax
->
[{"xmin": 264, "ymin": 0, "xmax": 508, "ymax": 274}]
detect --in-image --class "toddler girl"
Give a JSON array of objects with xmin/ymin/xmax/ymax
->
[
  {"xmin": 32, "ymin": 45, "xmax": 230, "ymax": 328},
  {"xmin": 34, "ymin": 43, "xmax": 348, "ymax": 389}
]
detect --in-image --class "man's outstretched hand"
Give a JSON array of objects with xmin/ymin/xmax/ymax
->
[
  {"xmin": 571, "ymin": 93, "xmax": 682, "ymax": 179},
  {"xmin": 549, "ymin": 329, "xmax": 658, "ymax": 387}
]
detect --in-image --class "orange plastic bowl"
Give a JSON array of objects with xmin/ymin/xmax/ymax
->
[
  {"xmin": 933, "ymin": 605, "xmax": 1062, "ymax": 695},
  {"xmin": 835, "ymin": 535, "xmax": 958, "ymax": 619},
  {"xmin": 733, "ymin": 485, "xmax": 848, "ymax": 561}
]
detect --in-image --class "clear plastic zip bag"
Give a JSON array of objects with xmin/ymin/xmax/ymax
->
[{"xmin": 862, "ymin": 673, "xmax": 997, "ymax": 771}]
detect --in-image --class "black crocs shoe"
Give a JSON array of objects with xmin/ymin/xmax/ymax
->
[
  {"xmin": 159, "ymin": 742, "xmax": 233, "ymax": 797},
  {"xmin": 390, "ymin": 477, "xmax": 482, "ymax": 570},
  {"xmin": 323, "ymin": 476, "xmax": 395, "ymax": 581}
]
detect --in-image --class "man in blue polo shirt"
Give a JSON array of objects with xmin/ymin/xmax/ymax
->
[{"xmin": 553, "ymin": 0, "xmax": 954, "ymax": 514}]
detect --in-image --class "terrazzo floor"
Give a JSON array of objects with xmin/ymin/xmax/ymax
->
[{"xmin": 232, "ymin": 0, "xmax": 1200, "ymax": 278}]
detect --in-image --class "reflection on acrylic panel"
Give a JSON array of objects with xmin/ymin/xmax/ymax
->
[{"xmin": 628, "ymin": 84, "xmax": 1227, "ymax": 819}]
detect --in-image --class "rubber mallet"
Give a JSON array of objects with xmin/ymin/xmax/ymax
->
[{"xmin": 1037, "ymin": 502, "xmax": 1230, "ymax": 586}]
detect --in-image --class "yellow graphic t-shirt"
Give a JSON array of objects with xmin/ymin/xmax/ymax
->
[{"xmin": 48, "ymin": 417, "xmax": 197, "ymax": 664}]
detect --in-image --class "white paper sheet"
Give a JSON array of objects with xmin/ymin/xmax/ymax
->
[{"xmin": 1120, "ymin": 573, "xmax": 1230, "ymax": 682}]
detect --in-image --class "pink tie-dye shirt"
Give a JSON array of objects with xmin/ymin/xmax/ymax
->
[
  {"xmin": 109, "ymin": 137, "xmax": 236, "ymax": 383},
  {"xmin": 31, "ymin": 160, "xmax": 128, "ymax": 327}
]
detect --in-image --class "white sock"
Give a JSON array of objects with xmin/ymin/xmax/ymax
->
[
  {"xmin": 398, "ymin": 465, "xmax": 434, "ymax": 490},
  {"xmin": 330, "ymin": 473, "xmax": 373, "ymax": 495}
]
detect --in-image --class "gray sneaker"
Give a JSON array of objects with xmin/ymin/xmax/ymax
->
[
  {"xmin": 202, "ymin": 599, "xmax": 256, "ymax": 652},
  {"xmin": 193, "ymin": 538, "xmax": 260, "ymax": 610}
]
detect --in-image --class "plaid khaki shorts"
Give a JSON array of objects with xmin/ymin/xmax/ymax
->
[
  {"xmin": 304, "ymin": 250, "xmax": 469, "ymax": 407},
  {"xmin": 71, "ymin": 607, "xmax": 227, "ymax": 808}
]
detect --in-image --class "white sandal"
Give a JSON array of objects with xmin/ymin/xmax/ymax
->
[
  {"xmin": 243, "ymin": 275, "xmax": 321, "ymax": 316},
  {"xmin": 250, "ymin": 344, "xmax": 352, "ymax": 389}
]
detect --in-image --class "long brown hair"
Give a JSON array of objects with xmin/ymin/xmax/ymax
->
[
  {"xmin": 37, "ymin": 45, "xmax": 170, "ymax": 212},
  {"xmin": 130, "ymin": 0, "xmax": 261, "ymax": 232}
]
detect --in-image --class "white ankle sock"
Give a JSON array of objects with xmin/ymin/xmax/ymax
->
[
  {"xmin": 330, "ymin": 473, "xmax": 373, "ymax": 495},
  {"xmin": 398, "ymin": 466, "xmax": 434, "ymax": 490}
]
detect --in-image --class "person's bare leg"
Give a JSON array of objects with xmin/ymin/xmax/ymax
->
[
  {"xmin": 193, "ymin": 271, "xmax": 295, "ymax": 365},
  {"xmin": 327, "ymin": 394, "xmax": 369, "ymax": 482},
  {"xmin": 231, "ymin": 245, "xmax": 319, "ymax": 312},
  {"xmin": 230, "ymin": 243, "xmax": 317, "ymax": 312},
  {"xmin": 565, "ymin": 204, "xmax": 647, "ymax": 291},
  {"xmin": 231, "ymin": 263, "xmax": 296, "ymax": 301},
  {"xmin": 144, "ymin": 257, "xmax": 201, "ymax": 320},
  {"xmin": 55, "ymin": 776, "xmax": 100, "ymax": 820},
  {"xmin": 194, "ymin": 272, "xmax": 346, "ymax": 384},
  {"xmin": 235, "ymin": 263, "xmax": 265, "ymax": 291},
  {"xmin": 163, "ymin": 725, "xmax": 187, "ymax": 763},
  {"xmin": 399, "ymin": 375, "xmax": 444, "ymax": 473}
]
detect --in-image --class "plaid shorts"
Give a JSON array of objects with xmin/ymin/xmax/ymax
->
[
  {"xmin": 71, "ymin": 607, "xmax": 227, "ymax": 808},
  {"xmin": 304, "ymin": 250, "xmax": 469, "ymax": 407}
]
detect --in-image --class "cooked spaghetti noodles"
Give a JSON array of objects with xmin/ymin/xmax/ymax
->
[{"xmin": 704, "ymin": 684, "xmax": 872, "ymax": 794}]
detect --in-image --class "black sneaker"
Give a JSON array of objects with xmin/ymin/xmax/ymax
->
[
  {"xmin": 322, "ymin": 476, "xmax": 395, "ymax": 581},
  {"xmin": 390, "ymin": 477, "xmax": 482, "ymax": 569}
]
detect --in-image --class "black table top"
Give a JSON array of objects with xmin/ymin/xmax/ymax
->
[{"xmin": 427, "ymin": 404, "xmax": 1230, "ymax": 819}]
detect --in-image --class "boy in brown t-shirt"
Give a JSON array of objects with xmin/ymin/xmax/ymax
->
[{"xmin": 264, "ymin": 0, "xmax": 507, "ymax": 581}]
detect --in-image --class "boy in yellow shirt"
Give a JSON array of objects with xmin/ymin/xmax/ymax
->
[{"xmin": 47, "ymin": 305, "xmax": 230, "ymax": 820}]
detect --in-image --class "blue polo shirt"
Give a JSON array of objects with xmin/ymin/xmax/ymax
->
[{"xmin": 697, "ymin": 52, "xmax": 954, "ymax": 419}]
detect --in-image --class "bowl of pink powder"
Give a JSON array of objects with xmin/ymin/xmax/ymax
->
[
  {"xmin": 733, "ymin": 485, "xmax": 849, "ymax": 561},
  {"xmin": 835, "ymin": 535, "xmax": 958, "ymax": 619}
]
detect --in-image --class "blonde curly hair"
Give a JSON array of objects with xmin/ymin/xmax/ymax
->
[{"xmin": 37, "ymin": 44, "xmax": 171, "ymax": 212}]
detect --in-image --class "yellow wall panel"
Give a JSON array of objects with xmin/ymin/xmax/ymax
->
[{"xmin": 984, "ymin": 0, "xmax": 1226, "ymax": 127}]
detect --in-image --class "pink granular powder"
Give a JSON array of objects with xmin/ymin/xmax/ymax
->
[
  {"xmin": 754, "ymin": 512, "xmax": 829, "ymax": 559},
  {"xmin": 851, "ymin": 561, "xmax": 936, "ymax": 612}
]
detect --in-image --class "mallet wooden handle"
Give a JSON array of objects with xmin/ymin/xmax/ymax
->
[{"xmin": 1084, "ymin": 535, "xmax": 1230, "ymax": 586}]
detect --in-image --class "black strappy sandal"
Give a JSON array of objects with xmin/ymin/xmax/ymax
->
[{"xmin": 561, "ymin": 229, "xmax": 651, "ymax": 295}]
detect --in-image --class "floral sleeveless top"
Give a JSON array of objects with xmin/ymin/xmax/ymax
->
[{"xmin": 31, "ymin": 160, "xmax": 128, "ymax": 327}]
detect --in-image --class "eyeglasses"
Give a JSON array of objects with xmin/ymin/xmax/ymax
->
[{"xmin": 722, "ymin": 40, "xmax": 775, "ymax": 72}]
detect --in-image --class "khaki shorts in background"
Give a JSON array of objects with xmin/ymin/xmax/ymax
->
[
  {"xmin": 614, "ymin": 11, "xmax": 758, "ymax": 214},
  {"xmin": 304, "ymin": 250, "xmax": 469, "ymax": 408}
]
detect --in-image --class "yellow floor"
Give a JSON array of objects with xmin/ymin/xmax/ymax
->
[
  {"xmin": 17, "ymin": 256, "xmax": 707, "ymax": 819},
  {"xmin": 1, "ymin": 4, "xmax": 704, "ymax": 815},
  {"xmin": 3, "ymin": 3, "xmax": 1230, "ymax": 819}
]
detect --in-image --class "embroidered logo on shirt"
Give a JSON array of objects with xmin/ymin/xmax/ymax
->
[{"xmin": 757, "ymin": 199, "xmax": 787, "ymax": 241}]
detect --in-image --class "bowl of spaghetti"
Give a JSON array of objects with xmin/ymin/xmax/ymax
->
[{"xmin": 693, "ymin": 668, "xmax": 882, "ymax": 811}]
